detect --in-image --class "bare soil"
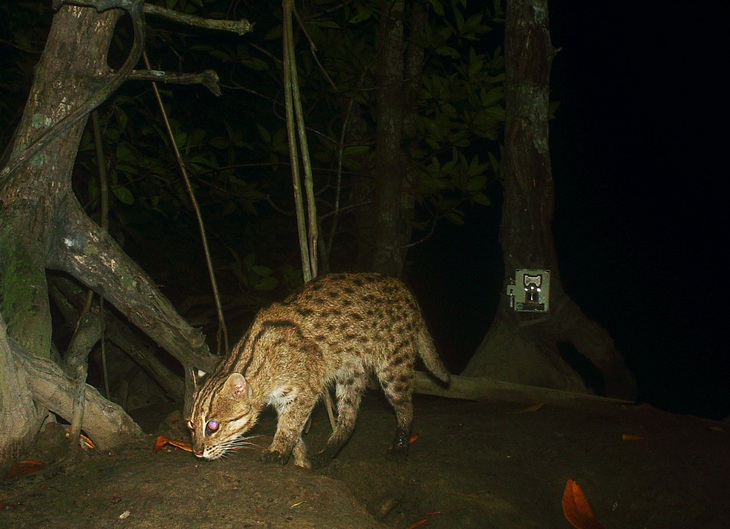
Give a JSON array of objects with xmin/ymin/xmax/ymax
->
[{"xmin": 1, "ymin": 394, "xmax": 729, "ymax": 529}]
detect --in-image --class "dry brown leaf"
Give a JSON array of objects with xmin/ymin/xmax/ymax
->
[
  {"xmin": 4, "ymin": 460, "xmax": 45, "ymax": 481},
  {"xmin": 63, "ymin": 428, "xmax": 97, "ymax": 449},
  {"xmin": 562, "ymin": 479, "xmax": 604, "ymax": 529},
  {"xmin": 80, "ymin": 433, "xmax": 96, "ymax": 449}
]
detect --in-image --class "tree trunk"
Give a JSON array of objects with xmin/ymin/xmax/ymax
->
[
  {"xmin": 0, "ymin": 315, "xmax": 44, "ymax": 463},
  {"xmin": 462, "ymin": 0, "xmax": 636, "ymax": 399},
  {"xmin": 367, "ymin": 0, "xmax": 426, "ymax": 277},
  {"xmin": 4, "ymin": 322, "xmax": 142, "ymax": 452},
  {"xmin": 0, "ymin": 4, "xmax": 215, "ymax": 459}
]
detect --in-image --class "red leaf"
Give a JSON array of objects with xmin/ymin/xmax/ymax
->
[
  {"xmin": 153, "ymin": 435, "xmax": 192, "ymax": 453},
  {"xmin": 562, "ymin": 479, "xmax": 604, "ymax": 529},
  {"xmin": 153, "ymin": 435, "xmax": 169, "ymax": 451},
  {"xmin": 4, "ymin": 460, "xmax": 45, "ymax": 481},
  {"xmin": 407, "ymin": 509, "xmax": 441, "ymax": 528}
]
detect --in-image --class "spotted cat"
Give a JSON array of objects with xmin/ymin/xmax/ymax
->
[{"xmin": 188, "ymin": 272, "xmax": 449, "ymax": 468}]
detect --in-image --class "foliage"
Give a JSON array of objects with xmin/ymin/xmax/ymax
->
[
  {"xmin": 0, "ymin": 1, "xmax": 52, "ymax": 151},
  {"xmin": 0, "ymin": 0, "xmax": 504, "ymax": 297}
]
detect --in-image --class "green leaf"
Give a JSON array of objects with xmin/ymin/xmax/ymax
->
[
  {"xmin": 307, "ymin": 20, "xmax": 341, "ymax": 30},
  {"xmin": 466, "ymin": 174, "xmax": 487, "ymax": 191},
  {"xmin": 427, "ymin": 0, "xmax": 445, "ymax": 16},
  {"xmin": 468, "ymin": 49, "xmax": 483, "ymax": 78},
  {"xmin": 115, "ymin": 143, "xmax": 136, "ymax": 163},
  {"xmin": 444, "ymin": 210, "xmax": 465, "ymax": 225},
  {"xmin": 251, "ymin": 264, "xmax": 273, "ymax": 276},
  {"xmin": 256, "ymin": 124, "xmax": 271, "ymax": 144},
  {"xmin": 113, "ymin": 106, "xmax": 128, "ymax": 132},
  {"xmin": 209, "ymin": 136, "xmax": 231, "ymax": 149},
  {"xmin": 454, "ymin": 8, "xmax": 465, "ymax": 33},
  {"xmin": 254, "ymin": 275, "xmax": 279, "ymax": 292},
  {"xmin": 343, "ymin": 145, "xmax": 370, "ymax": 157},
  {"xmin": 112, "ymin": 186, "xmax": 135, "ymax": 205},
  {"xmin": 240, "ymin": 57, "xmax": 270, "ymax": 71},
  {"xmin": 472, "ymin": 192, "xmax": 491, "ymax": 206},
  {"xmin": 348, "ymin": 7, "xmax": 372, "ymax": 24}
]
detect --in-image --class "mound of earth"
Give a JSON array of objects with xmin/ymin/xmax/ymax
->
[{"xmin": 2, "ymin": 394, "xmax": 728, "ymax": 528}]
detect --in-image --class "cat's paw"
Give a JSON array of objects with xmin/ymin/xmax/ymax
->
[
  {"xmin": 387, "ymin": 427, "xmax": 410, "ymax": 461},
  {"xmin": 260, "ymin": 449, "xmax": 290, "ymax": 465}
]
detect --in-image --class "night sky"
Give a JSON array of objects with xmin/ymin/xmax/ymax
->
[{"xmin": 412, "ymin": 1, "xmax": 728, "ymax": 419}]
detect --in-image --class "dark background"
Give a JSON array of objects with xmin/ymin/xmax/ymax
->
[
  {"xmin": 411, "ymin": 1, "xmax": 728, "ymax": 419},
  {"xmin": 2, "ymin": 2, "xmax": 725, "ymax": 420}
]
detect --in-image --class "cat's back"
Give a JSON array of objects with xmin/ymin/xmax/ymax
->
[
  {"xmin": 284, "ymin": 272, "xmax": 418, "ymax": 316},
  {"xmin": 268, "ymin": 272, "xmax": 421, "ymax": 343}
]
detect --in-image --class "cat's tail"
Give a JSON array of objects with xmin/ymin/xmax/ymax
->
[{"xmin": 416, "ymin": 326, "xmax": 450, "ymax": 383}]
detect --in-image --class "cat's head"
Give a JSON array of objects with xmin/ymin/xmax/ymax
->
[{"xmin": 187, "ymin": 372, "xmax": 260, "ymax": 459}]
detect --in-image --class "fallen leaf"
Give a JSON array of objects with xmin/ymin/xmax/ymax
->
[
  {"xmin": 407, "ymin": 509, "xmax": 441, "ymax": 528},
  {"xmin": 63, "ymin": 428, "xmax": 96, "ymax": 450},
  {"xmin": 517, "ymin": 403, "xmax": 546, "ymax": 413},
  {"xmin": 153, "ymin": 435, "xmax": 193, "ymax": 453},
  {"xmin": 80, "ymin": 433, "xmax": 96, "ymax": 449},
  {"xmin": 562, "ymin": 479, "xmax": 604, "ymax": 529},
  {"xmin": 622, "ymin": 433, "xmax": 648, "ymax": 441},
  {"xmin": 708, "ymin": 425, "xmax": 724, "ymax": 433},
  {"xmin": 4, "ymin": 460, "xmax": 45, "ymax": 481}
]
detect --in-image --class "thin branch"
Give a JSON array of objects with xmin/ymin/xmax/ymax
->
[
  {"xmin": 283, "ymin": 0, "xmax": 312, "ymax": 282},
  {"xmin": 283, "ymin": 0, "xmax": 336, "ymax": 431},
  {"xmin": 143, "ymin": 3, "xmax": 253, "ymax": 36},
  {"xmin": 63, "ymin": 311, "xmax": 103, "ymax": 455},
  {"xmin": 292, "ymin": 7, "xmax": 336, "ymax": 90},
  {"xmin": 404, "ymin": 215, "xmax": 439, "ymax": 249},
  {"xmin": 129, "ymin": 69, "xmax": 222, "ymax": 96},
  {"xmin": 142, "ymin": 51, "xmax": 229, "ymax": 356},
  {"xmin": 91, "ymin": 109, "xmax": 111, "ymax": 399}
]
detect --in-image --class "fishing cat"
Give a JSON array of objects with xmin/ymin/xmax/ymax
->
[{"xmin": 188, "ymin": 272, "xmax": 449, "ymax": 468}]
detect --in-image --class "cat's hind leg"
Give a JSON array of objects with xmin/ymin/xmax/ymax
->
[{"xmin": 377, "ymin": 353, "xmax": 416, "ymax": 459}]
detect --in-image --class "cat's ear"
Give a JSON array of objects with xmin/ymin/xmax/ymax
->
[
  {"xmin": 191, "ymin": 368, "xmax": 208, "ymax": 391},
  {"xmin": 224, "ymin": 373, "xmax": 250, "ymax": 399}
]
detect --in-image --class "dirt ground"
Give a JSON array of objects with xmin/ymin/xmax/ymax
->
[{"xmin": 1, "ymin": 392, "xmax": 729, "ymax": 529}]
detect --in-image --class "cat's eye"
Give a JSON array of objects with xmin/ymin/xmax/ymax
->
[{"xmin": 207, "ymin": 420, "xmax": 219, "ymax": 432}]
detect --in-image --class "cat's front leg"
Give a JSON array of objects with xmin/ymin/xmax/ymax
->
[
  {"xmin": 261, "ymin": 392, "xmax": 316, "ymax": 466},
  {"xmin": 261, "ymin": 434, "xmax": 309, "ymax": 468}
]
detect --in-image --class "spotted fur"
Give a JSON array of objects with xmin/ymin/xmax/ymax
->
[{"xmin": 188, "ymin": 272, "xmax": 449, "ymax": 468}]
